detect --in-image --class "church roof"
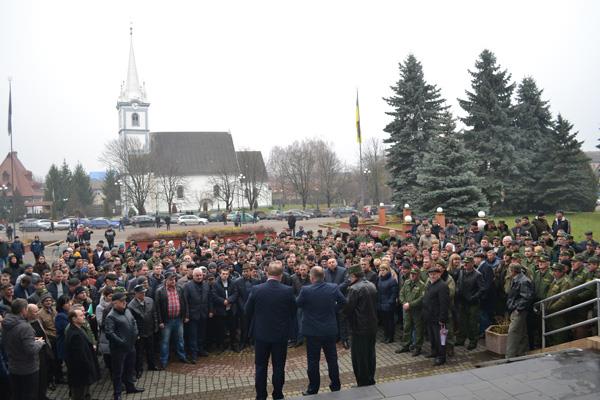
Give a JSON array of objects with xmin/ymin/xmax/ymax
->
[
  {"xmin": 149, "ymin": 132, "xmax": 240, "ymax": 176},
  {"xmin": 236, "ymin": 151, "xmax": 268, "ymax": 181},
  {"xmin": 0, "ymin": 152, "xmax": 44, "ymax": 198}
]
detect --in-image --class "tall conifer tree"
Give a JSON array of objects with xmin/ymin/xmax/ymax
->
[
  {"xmin": 511, "ymin": 77, "xmax": 554, "ymax": 212},
  {"xmin": 414, "ymin": 111, "xmax": 488, "ymax": 220},
  {"xmin": 384, "ymin": 54, "xmax": 446, "ymax": 206},
  {"xmin": 536, "ymin": 115, "xmax": 598, "ymax": 211},
  {"xmin": 458, "ymin": 50, "xmax": 518, "ymax": 210}
]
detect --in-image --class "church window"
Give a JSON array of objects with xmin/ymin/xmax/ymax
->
[
  {"xmin": 2, "ymin": 171, "xmax": 8, "ymax": 182},
  {"xmin": 177, "ymin": 185, "xmax": 184, "ymax": 199},
  {"xmin": 132, "ymin": 113, "xmax": 140, "ymax": 127},
  {"xmin": 213, "ymin": 185, "xmax": 220, "ymax": 197}
]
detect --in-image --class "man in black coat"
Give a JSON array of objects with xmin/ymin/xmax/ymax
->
[
  {"xmin": 65, "ymin": 308, "xmax": 100, "ymax": 400},
  {"xmin": 213, "ymin": 268, "xmax": 238, "ymax": 352},
  {"xmin": 233, "ymin": 265, "xmax": 259, "ymax": 351},
  {"xmin": 183, "ymin": 268, "xmax": 213, "ymax": 361},
  {"xmin": 128, "ymin": 284, "xmax": 158, "ymax": 376},
  {"xmin": 287, "ymin": 213, "xmax": 297, "ymax": 236},
  {"xmin": 343, "ymin": 265, "xmax": 378, "ymax": 387},
  {"xmin": 245, "ymin": 261, "xmax": 296, "ymax": 400},
  {"xmin": 104, "ymin": 292, "xmax": 144, "ymax": 400},
  {"xmin": 422, "ymin": 265, "xmax": 450, "ymax": 366}
]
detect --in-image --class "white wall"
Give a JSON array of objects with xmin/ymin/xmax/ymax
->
[{"xmin": 143, "ymin": 174, "xmax": 272, "ymax": 214}]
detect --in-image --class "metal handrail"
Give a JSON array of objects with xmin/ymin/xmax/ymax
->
[
  {"xmin": 535, "ymin": 278, "xmax": 600, "ymax": 304},
  {"xmin": 535, "ymin": 278, "xmax": 600, "ymax": 349}
]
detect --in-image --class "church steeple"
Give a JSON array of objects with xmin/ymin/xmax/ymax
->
[
  {"xmin": 119, "ymin": 26, "xmax": 147, "ymax": 103},
  {"xmin": 117, "ymin": 24, "xmax": 150, "ymax": 152}
]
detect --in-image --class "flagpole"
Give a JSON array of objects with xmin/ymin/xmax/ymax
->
[
  {"xmin": 8, "ymin": 78, "xmax": 16, "ymax": 235},
  {"xmin": 356, "ymin": 89, "xmax": 364, "ymax": 209}
]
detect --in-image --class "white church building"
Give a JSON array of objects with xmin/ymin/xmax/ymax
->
[{"xmin": 117, "ymin": 29, "xmax": 271, "ymax": 215}]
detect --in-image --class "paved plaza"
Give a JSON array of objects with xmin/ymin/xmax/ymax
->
[
  {"xmin": 48, "ymin": 334, "xmax": 497, "ymax": 400},
  {"xmin": 290, "ymin": 349, "xmax": 600, "ymax": 400}
]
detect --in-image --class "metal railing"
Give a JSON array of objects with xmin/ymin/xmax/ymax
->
[{"xmin": 536, "ymin": 278, "xmax": 600, "ymax": 349}]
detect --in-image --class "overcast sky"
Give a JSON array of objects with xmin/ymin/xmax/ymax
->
[{"xmin": 1, "ymin": 0, "xmax": 599, "ymax": 178}]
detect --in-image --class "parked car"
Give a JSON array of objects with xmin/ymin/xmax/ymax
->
[
  {"xmin": 19, "ymin": 219, "xmax": 52, "ymax": 232},
  {"xmin": 130, "ymin": 215, "xmax": 155, "ymax": 227},
  {"xmin": 110, "ymin": 216, "xmax": 131, "ymax": 226},
  {"xmin": 54, "ymin": 219, "xmax": 71, "ymax": 231},
  {"xmin": 285, "ymin": 210, "xmax": 311, "ymax": 220},
  {"xmin": 328, "ymin": 207, "xmax": 358, "ymax": 218},
  {"xmin": 305, "ymin": 208, "xmax": 326, "ymax": 218},
  {"xmin": 208, "ymin": 212, "xmax": 226, "ymax": 222},
  {"xmin": 88, "ymin": 218, "xmax": 120, "ymax": 229},
  {"xmin": 264, "ymin": 210, "xmax": 284, "ymax": 220},
  {"xmin": 177, "ymin": 215, "xmax": 208, "ymax": 226},
  {"xmin": 226, "ymin": 212, "xmax": 257, "ymax": 223},
  {"xmin": 254, "ymin": 211, "xmax": 267, "ymax": 220}
]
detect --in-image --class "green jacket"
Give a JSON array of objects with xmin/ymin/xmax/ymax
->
[
  {"xmin": 533, "ymin": 268, "xmax": 553, "ymax": 301},
  {"xmin": 546, "ymin": 276, "xmax": 572, "ymax": 313},
  {"xmin": 570, "ymin": 267, "xmax": 592, "ymax": 301},
  {"xmin": 399, "ymin": 278, "xmax": 425, "ymax": 309}
]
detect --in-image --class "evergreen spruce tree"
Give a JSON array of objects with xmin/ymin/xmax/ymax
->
[
  {"xmin": 102, "ymin": 169, "xmax": 120, "ymax": 216},
  {"xmin": 458, "ymin": 50, "xmax": 519, "ymax": 211},
  {"xmin": 414, "ymin": 111, "xmax": 488, "ymax": 220},
  {"xmin": 384, "ymin": 54, "xmax": 446, "ymax": 206},
  {"xmin": 511, "ymin": 77, "xmax": 554, "ymax": 212},
  {"xmin": 536, "ymin": 115, "xmax": 598, "ymax": 211},
  {"xmin": 70, "ymin": 164, "xmax": 93, "ymax": 211}
]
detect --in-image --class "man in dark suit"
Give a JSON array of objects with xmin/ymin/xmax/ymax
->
[
  {"xmin": 233, "ymin": 265, "xmax": 259, "ymax": 351},
  {"xmin": 245, "ymin": 261, "xmax": 296, "ymax": 400},
  {"xmin": 296, "ymin": 266, "xmax": 347, "ymax": 395}
]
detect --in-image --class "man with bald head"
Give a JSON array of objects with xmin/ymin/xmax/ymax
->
[
  {"xmin": 245, "ymin": 261, "xmax": 297, "ymax": 400},
  {"xmin": 297, "ymin": 266, "xmax": 347, "ymax": 395}
]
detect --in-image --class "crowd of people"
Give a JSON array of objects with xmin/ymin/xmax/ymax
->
[{"xmin": 0, "ymin": 209, "xmax": 599, "ymax": 400}]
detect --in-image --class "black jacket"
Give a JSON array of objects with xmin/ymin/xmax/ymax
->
[
  {"xmin": 154, "ymin": 285, "xmax": 188, "ymax": 324},
  {"xmin": 104, "ymin": 308, "xmax": 138, "ymax": 351},
  {"xmin": 213, "ymin": 278, "xmax": 238, "ymax": 316},
  {"xmin": 506, "ymin": 272, "xmax": 534, "ymax": 313},
  {"xmin": 233, "ymin": 276, "xmax": 260, "ymax": 309},
  {"xmin": 127, "ymin": 296, "xmax": 157, "ymax": 337},
  {"xmin": 456, "ymin": 268, "xmax": 484, "ymax": 305},
  {"xmin": 46, "ymin": 281, "xmax": 69, "ymax": 301},
  {"xmin": 344, "ymin": 279, "xmax": 378, "ymax": 335},
  {"xmin": 423, "ymin": 279, "xmax": 450, "ymax": 324},
  {"xmin": 65, "ymin": 325, "xmax": 100, "ymax": 386},
  {"xmin": 183, "ymin": 280, "xmax": 213, "ymax": 320}
]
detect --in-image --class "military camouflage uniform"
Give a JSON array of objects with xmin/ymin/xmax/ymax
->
[
  {"xmin": 545, "ymin": 274, "xmax": 573, "ymax": 346},
  {"xmin": 398, "ymin": 277, "xmax": 425, "ymax": 353}
]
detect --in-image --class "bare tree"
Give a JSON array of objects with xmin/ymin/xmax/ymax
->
[
  {"xmin": 283, "ymin": 139, "xmax": 316, "ymax": 209},
  {"xmin": 153, "ymin": 160, "xmax": 187, "ymax": 214},
  {"xmin": 209, "ymin": 162, "xmax": 239, "ymax": 212},
  {"xmin": 100, "ymin": 137, "xmax": 153, "ymax": 215},
  {"xmin": 315, "ymin": 140, "xmax": 342, "ymax": 208},
  {"xmin": 363, "ymin": 137, "xmax": 390, "ymax": 205},
  {"xmin": 267, "ymin": 146, "xmax": 289, "ymax": 208},
  {"xmin": 237, "ymin": 151, "xmax": 268, "ymax": 210}
]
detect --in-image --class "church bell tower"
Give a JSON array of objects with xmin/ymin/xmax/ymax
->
[{"xmin": 117, "ymin": 26, "xmax": 150, "ymax": 152}]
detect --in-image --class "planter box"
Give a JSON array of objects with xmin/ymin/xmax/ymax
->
[
  {"xmin": 126, "ymin": 230, "xmax": 274, "ymax": 251},
  {"xmin": 485, "ymin": 325, "xmax": 508, "ymax": 355}
]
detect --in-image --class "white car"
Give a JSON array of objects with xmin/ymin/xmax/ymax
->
[
  {"xmin": 36, "ymin": 219, "xmax": 53, "ymax": 231},
  {"xmin": 55, "ymin": 219, "xmax": 72, "ymax": 230},
  {"xmin": 177, "ymin": 215, "xmax": 208, "ymax": 226}
]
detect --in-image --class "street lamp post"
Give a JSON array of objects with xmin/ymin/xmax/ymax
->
[
  {"xmin": 238, "ymin": 174, "xmax": 245, "ymax": 226},
  {"xmin": 363, "ymin": 168, "xmax": 371, "ymax": 207}
]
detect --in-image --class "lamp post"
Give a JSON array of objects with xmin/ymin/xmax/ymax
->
[
  {"xmin": 238, "ymin": 174, "xmax": 245, "ymax": 226},
  {"xmin": 117, "ymin": 179, "xmax": 127, "ymax": 217},
  {"xmin": 363, "ymin": 168, "xmax": 371, "ymax": 206}
]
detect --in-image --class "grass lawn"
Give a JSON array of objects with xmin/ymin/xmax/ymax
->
[
  {"xmin": 492, "ymin": 211, "xmax": 599, "ymax": 242},
  {"xmin": 387, "ymin": 211, "xmax": 600, "ymax": 242}
]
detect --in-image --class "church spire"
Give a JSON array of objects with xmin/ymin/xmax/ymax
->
[{"xmin": 119, "ymin": 25, "xmax": 146, "ymax": 103}]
